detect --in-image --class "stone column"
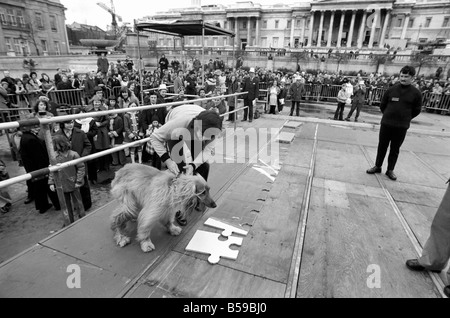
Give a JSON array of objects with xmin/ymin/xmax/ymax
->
[
  {"xmin": 255, "ymin": 18, "xmax": 260, "ymax": 47},
  {"xmin": 401, "ymin": 13, "xmax": 410, "ymax": 40},
  {"xmin": 347, "ymin": 10, "xmax": 356, "ymax": 48},
  {"xmin": 300, "ymin": 16, "xmax": 306, "ymax": 45},
  {"xmin": 317, "ymin": 10, "xmax": 325, "ymax": 47},
  {"xmin": 368, "ymin": 9, "xmax": 379, "ymax": 48},
  {"xmin": 357, "ymin": 10, "xmax": 368, "ymax": 49},
  {"xmin": 337, "ymin": 10, "xmax": 345, "ymax": 48},
  {"xmin": 247, "ymin": 17, "xmax": 252, "ymax": 46},
  {"xmin": 379, "ymin": 9, "xmax": 391, "ymax": 47},
  {"xmin": 307, "ymin": 11, "xmax": 315, "ymax": 47},
  {"xmin": 290, "ymin": 15, "xmax": 295, "ymax": 47},
  {"xmin": 327, "ymin": 10, "xmax": 335, "ymax": 47}
]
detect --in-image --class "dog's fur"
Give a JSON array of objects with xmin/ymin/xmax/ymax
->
[{"xmin": 110, "ymin": 164, "xmax": 216, "ymax": 252}]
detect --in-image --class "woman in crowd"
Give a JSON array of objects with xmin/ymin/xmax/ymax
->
[
  {"xmin": 267, "ymin": 80, "xmax": 281, "ymax": 114},
  {"xmin": 226, "ymin": 74, "xmax": 240, "ymax": 122},
  {"xmin": 33, "ymin": 99, "xmax": 55, "ymax": 139}
]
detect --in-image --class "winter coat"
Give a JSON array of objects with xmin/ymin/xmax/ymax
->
[
  {"xmin": 289, "ymin": 82, "xmax": 305, "ymax": 101},
  {"xmin": 48, "ymin": 150, "xmax": 85, "ymax": 192}
]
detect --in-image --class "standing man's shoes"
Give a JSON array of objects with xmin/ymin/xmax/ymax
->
[
  {"xmin": 344, "ymin": 118, "xmax": 350, "ymax": 121},
  {"xmin": 241, "ymin": 119, "xmax": 247, "ymax": 122},
  {"xmin": 405, "ymin": 259, "xmax": 441, "ymax": 273},
  {"xmin": 444, "ymin": 285, "xmax": 450, "ymax": 298},
  {"xmin": 24, "ymin": 198, "xmax": 33, "ymax": 204},
  {"xmin": 386, "ymin": 170, "xmax": 397, "ymax": 181},
  {"xmin": 366, "ymin": 166, "xmax": 381, "ymax": 174}
]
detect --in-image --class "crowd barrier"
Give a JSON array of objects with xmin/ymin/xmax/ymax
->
[{"xmin": 0, "ymin": 92, "xmax": 248, "ymax": 225}]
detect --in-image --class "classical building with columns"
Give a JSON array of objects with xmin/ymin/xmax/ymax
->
[{"xmin": 142, "ymin": 0, "xmax": 450, "ymax": 52}]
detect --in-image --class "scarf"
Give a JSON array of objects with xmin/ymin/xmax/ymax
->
[{"xmin": 76, "ymin": 117, "xmax": 93, "ymax": 133}]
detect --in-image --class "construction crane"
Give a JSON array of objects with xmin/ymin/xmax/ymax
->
[{"xmin": 97, "ymin": 0, "xmax": 122, "ymax": 36}]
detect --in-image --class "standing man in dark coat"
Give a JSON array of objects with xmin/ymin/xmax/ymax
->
[
  {"xmin": 159, "ymin": 54, "xmax": 169, "ymax": 74},
  {"xmin": 366, "ymin": 65, "xmax": 422, "ymax": 181},
  {"xmin": 185, "ymin": 71, "xmax": 197, "ymax": 98},
  {"xmin": 19, "ymin": 121, "xmax": 59, "ymax": 213},
  {"xmin": 288, "ymin": 76, "xmax": 305, "ymax": 116},
  {"xmin": 84, "ymin": 71, "xmax": 96, "ymax": 104},
  {"xmin": 97, "ymin": 53, "xmax": 109, "ymax": 76},
  {"xmin": 241, "ymin": 67, "xmax": 259, "ymax": 122}
]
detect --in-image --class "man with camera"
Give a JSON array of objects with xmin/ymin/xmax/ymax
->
[{"xmin": 345, "ymin": 80, "xmax": 367, "ymax": 122}]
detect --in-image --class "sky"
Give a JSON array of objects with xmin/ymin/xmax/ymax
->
[{"xmin": 60, "ymin": 0, "xmax": 301, "ymax": 31}]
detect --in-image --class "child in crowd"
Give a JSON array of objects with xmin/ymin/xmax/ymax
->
[
  {"xmin": 0, "ymin": 160, "xmax": 12, "ymax": 214},
  {"xmin": 49, "ymin": 135, "xmax": 85, "ymax": 220},
  {"xmin": 124, "ymin": 101, "xmax": 143, "ymax": 164},
  {"xmin": 145, "ymin": 120, "xmax": 162, "ymax": 170},
  {"xmin": 107, "ymin": 105, "xmax": 126, "ymax": 166}
]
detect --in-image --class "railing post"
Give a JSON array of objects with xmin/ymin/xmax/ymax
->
[{"xmin": 41, "ymin": 122, "xmax": 72, "ymax": 225}]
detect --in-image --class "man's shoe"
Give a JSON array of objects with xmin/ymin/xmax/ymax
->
[
  {"xmin": 39, "ymin": 204, "xmax": 53, "ymax": 214},
  {"xmin": 405, "ymin": 259, "xmax": 441, "ymax": 273},
  {"xmin": 175, "ymin": 211, "xmax": 187, "ymax": 226},
  {"xmin": 386, "ymin": 170, "xmax": 397, "ymax": 181},
  {"xmin": 366, "ymin": 166, "xmax": 382, "ymax": 174},
  {"xmin": 344, "ymin": 118, "xmax": 350, "ymax": 121},
  {"xmin": 354, "ymin": 118, "xmax": 358, "ymax": 122},
  {"xmin": 241, "ymin": 119, "xmax": 247, "ymax": 122},
  {"xmin": 444, "ymin": 285, "xmax": 450, "ymax": 298},
  {"xmin": 24, "ymin": 198, "xmax": 33, "ymax": 204}
]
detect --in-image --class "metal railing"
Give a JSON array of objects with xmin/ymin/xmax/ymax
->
[{"xmin": 0, "ymin": 92, "xmax": 248, "ymax": 225}]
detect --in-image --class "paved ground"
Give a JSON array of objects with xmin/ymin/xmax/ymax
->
[{"xmin": 1, "ymin": 102, "xmax": 450, "ymax": 298}]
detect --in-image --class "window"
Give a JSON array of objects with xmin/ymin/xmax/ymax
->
[
  {"xmin": 35, "ymin": 12, "xmax": 44, "ymax": 29},
  {"xmin": 54, "ymin": 41, "xmax": 61, "ymax": 55},
  {"xmin": 16, "ymin": 10, "xmax": 25, "ymax": 27},
  {"xmin": 5, "ymin": 37, "xmax": 13, "ymax": 51},
  {"xmin": 253, "ymin": 20, "xmax": 256, "ymax": 29},
  {"xmin": 263, "ymin": 20, "xmax": 267, "ymax": 29},
  {"xmin": 0, "ymin": 9, "xmax": 6, "ymax": 25},
  {"xmin": 287, "ymin": 20, "xmax": 291, "ymax": 29},
  {"xmin": 13, "ymin": 38, "xmax": 21, "ymax": 54},
  {"xmin": 443, "ymin": 17, "xmax": 450, "ymax": 28},
  {"xmin": 296, "ymin": 19, "xmax": 301, "ymax": 28},
  {"xmin": 272, "ymin": 37, "xmax": 279, "ymax": 47},
  {"xmin": 223, "ymin": 37, "xmax": 227, "ymax": 46},
  {"xmin": 425, "ymin": 17, "xmax": 431, "ymax": 27},
  {"xmin": 189, "ymin": 37, "xmax": 194, "ymax": 46},
  {"xmin": 242, "ymin": 21, "xmax": 246, "ymax": 29},
  {"xmin": 396, "ymin": 18, "xmax": 403, "ymax": 28},
  {"xmin": 408, "ymin": 18, "xmax": 414, "ymax": 28},
  {"xmin": 50, "ymin": 15, "xmax": 57, "ymax": 31},
  {"xmin": 275, "ymin": 20, "xmax": 279, "ymax": 29},
  {"xmin": 167, "ymin": 38, "xmax": 173, "ymax": 47},
  {"xmin": 224, "ymin": 21, "xmax": 228, "ymax": 29},
  {"xmin": 7, "ymin": 9, "xmax": 16, "ymax": 26},
  {"xmin": 41, "ymin": 39, "xmax": 48, "ymax": 52},
  {"xmin": 159, "ymin": 38, "xmax": 164, "ymax": 46},
  {"xmin": 261, "ymin": 37, "xmax": 267, "ymax": 47},
  {"xmin": 213, "ymin": 37, "xmax": 218, "ymax": 47}
]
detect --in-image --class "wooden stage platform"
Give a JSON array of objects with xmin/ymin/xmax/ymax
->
[{"xmin": 1, "ymin": 116, "xmax": 449, "ymax": 298}]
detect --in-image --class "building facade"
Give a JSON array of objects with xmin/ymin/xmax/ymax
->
[
  {"xmin": 142, "ymin": 0, "xmax": 450, "ymax": 52},
  {"xmin": 0, "ymin": 0, "xmax": 70, "ymax": 56}
]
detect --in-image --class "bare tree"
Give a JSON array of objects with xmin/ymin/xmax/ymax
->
[
  {"xmin": 370, "ymin": 53, "xmax": 395, "ymax": 74},
  {"xmin": 410, "ymin": 53, "xmax": 436, "ymax": 76},
  {"xmin": 290, "ymin": 50, "xmax": 309, "ymax": 72},
  {"xmin": 331, "ymin": 51, "xmax": 350, "ymax": 73},
  {"xmin": 20, "ymin": 13, "xmax": 42, "ymax": 56}
]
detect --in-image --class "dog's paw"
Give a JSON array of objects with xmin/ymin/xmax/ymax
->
[
  {"xmin": 140, "ymin": 240, "xmax": 155, "ymax": 252},
  {"xmin": 169, "ymin": 224, "xmax": 182, "ymax": 236},
  {"xmin": 115, "ymin": 234, "xmax": 131, "ymax": 247}
]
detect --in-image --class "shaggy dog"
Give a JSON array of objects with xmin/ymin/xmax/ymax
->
[{"xmin": 110, "ymin": 163, "xmax": 217, "ymax": 252}]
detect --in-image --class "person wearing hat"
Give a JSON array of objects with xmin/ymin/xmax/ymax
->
[
  {"xmin": 242, "ymin": 67, "xmax": 259, "ymax": 122},
  {"xmin": 156, "ymin": 84, "xmax": 168, "ymax": 104},
  {"xmin": 345, "ymin": 80, "xmax": 367, "ymax": 122}
]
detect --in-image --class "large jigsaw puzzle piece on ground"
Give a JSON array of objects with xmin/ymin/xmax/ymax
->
[
  {"xmin": 185, "ymin": 230, "xmax": 243, "ymax": 264},
  {"xmin": 204, "ymin": 218, "xmax": 248, "ymax": 238}
]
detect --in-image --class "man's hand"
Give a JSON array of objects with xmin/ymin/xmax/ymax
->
[
  {"xmin": 183, "ymin": 164, "xmax": 194, "ymax": 176},
  {"xmin": 49, "ymin": 185, "xmax": 55, "ymax": 192},
  {"xmin": 165, "ymin": 159, "xmax": 180, "ymax": 175}
]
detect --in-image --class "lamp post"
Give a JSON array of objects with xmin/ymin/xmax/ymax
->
[{"xmin": 416, "ymin": 23, "xmax": 422, "ymax": 49}]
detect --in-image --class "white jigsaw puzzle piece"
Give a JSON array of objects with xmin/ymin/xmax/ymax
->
[
  {"xmin": 204, "ymin": 218, "xmax": 249, "ymax": 237},
  {"xmin": 185, "ymin": 230, "xmax": 243, "ymax": 264}
]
